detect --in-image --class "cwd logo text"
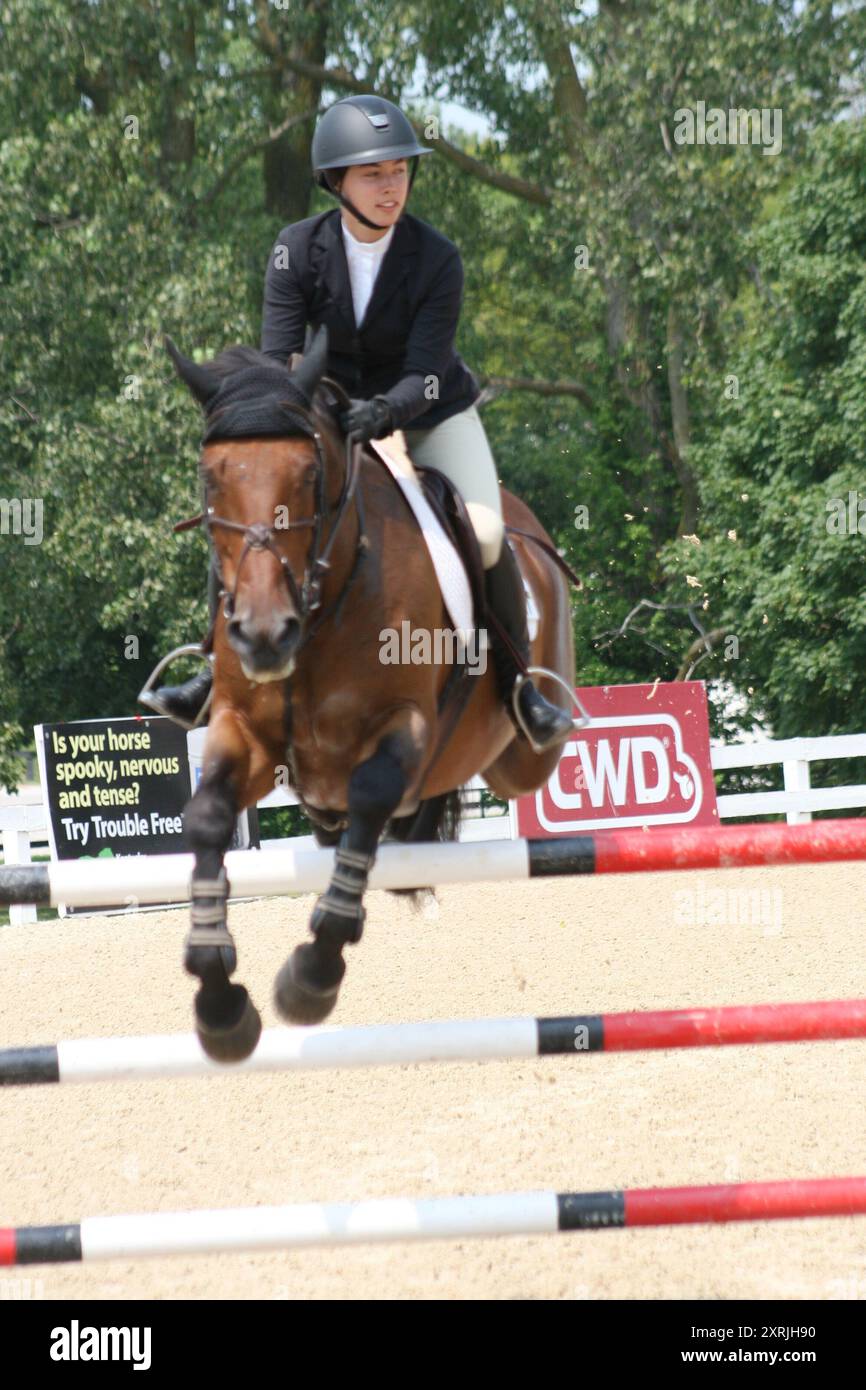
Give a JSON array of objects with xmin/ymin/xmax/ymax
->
[{"xmin": 516, "ymin": 682, "xmax": 719, "ymax": 835}]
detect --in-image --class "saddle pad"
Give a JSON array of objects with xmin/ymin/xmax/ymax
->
[
  {"xmin": 368, "ymin": 434, "xmax": 475, "ymax": 638},
  {"xmin": 367, "ymin": 434, "xmax": 539, "ymax": 645}
]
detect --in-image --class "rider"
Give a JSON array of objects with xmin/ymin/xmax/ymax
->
[{"xmin": 148, "ymin": 94, "xmax": 573, "ymax": 753}]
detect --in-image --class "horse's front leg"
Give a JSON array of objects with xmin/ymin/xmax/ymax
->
[
  {"xmin": 183, "ymin": 711, "xmax": 262, "ymax": 1062},
  {"xmin": 275, "ymin": 717, "xmax": 425, "ymax": 1024}
]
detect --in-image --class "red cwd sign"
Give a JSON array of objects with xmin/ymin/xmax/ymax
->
[{"xmin": 515, "ymin": 681, "xmax": 719, "ymax": 835}]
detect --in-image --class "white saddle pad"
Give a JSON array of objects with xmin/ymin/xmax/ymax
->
[
  {"xmin": 367, "ymin": 433, "xmax": 539, "ymax": 646},
  {"xmin": 368, "ymin": 433, "xmax": 474, "ymax": 637}
]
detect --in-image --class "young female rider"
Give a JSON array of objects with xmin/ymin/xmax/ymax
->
[{"xmin": 151, "ymin": 94, "xmax": 573, "ymax": 753}]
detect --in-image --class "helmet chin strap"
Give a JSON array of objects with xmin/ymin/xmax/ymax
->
[
  {"xmin": 334, "ymin": 189, "xmax": 391, "ymax": 231},
  {"xmin": 325, "ymin": 159, "xmax": 420, "ymax": 232}
]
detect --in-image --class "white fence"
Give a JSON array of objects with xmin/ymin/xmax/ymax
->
[
  {"xmin": 712, "ymin": 735, "xmax": 866, "ymax": 824},
  {"xmin": 3, "ymin": 734, "xmax": 866, "ymax": 925}
]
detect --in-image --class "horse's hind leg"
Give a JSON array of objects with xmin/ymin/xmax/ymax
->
[
  {"xmin": 274, "ymin": 722, "xmax": 422, "ymax": 1025},
  {"xmin": 388, "ymin": 790, "xmax": 461, "ymax": 845},
  {"xmin": 183, "ymin": 720, "xmax": 262, "ymax": 1062}
]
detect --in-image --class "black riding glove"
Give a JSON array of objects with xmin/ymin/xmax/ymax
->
[{"xmin": 338, "ymin": 396, "xmax": 394, "ymax": 442}]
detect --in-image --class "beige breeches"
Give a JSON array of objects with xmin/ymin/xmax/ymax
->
[{"xmin": 403, "ymin": 403, "xmax": 504, "ymax": 568}]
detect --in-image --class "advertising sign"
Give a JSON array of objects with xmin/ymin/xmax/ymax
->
[
  {"xmin": 36, "ymin": 715, "xmax": 192, "ymax": 860},
  {"xmin": 34, "ymin": 715, "xmax": 248, "ymax": 914},
  {"xmin": 515, "ymin": 682, "xmax": 718, "ymax": 836}
]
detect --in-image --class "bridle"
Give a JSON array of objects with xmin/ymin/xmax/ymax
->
[{"xmin": 174, "ymin": 390, "xmax": 369, "ymax": 655}]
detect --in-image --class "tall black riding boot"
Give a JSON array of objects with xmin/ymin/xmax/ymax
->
[
  {"xmin": 139, "ymin": 559, "xmax": 218, "ymax": 728},
  {"xmin": 483, "ymin": 539, "xmax": 575, "ymax": 753}
]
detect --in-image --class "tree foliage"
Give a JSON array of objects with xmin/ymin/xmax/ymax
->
[
  {"xmin": 0, "ymin": 1, "xmax": 864, "ymax": 789},
  {"xmin": 662, "ymin": 119, "xmax": 866, "ymax": 737}
]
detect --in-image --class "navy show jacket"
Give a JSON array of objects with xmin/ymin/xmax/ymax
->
[{"xmin": 260, "ymin": 207, "xmax": 480, "ymax": 429}]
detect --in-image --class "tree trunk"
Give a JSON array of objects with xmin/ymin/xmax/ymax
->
[
  {"xmin": 159, "ymin": 11, "xmax": 196, "ymax": 180},
  {"xmin": 261, "ymin": 5, "xmax": 330, "ymax": 222},
  {"xmin": 666, "ymin": 304, "xmax": 700, "ymax": 535},
  {"xmin": 533, "ymin": 5, "xmax": 701, "ymax": 540}
]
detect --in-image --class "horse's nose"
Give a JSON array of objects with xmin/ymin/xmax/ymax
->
[{"xmin": 227, "ymin": 611, "xmax": 301, "ymax": 677}]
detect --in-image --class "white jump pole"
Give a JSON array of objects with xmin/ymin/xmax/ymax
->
[
  {"xmin": 4, "ymin": 838, "xmax": 532, "ymax": 910},
  {"xmin": 2, "ymin": 820, "xmax": 865, "ymax": 910},
  {"xmin": 6, "ymin": 1176, "xmax": 866, "ymax": 1266}
]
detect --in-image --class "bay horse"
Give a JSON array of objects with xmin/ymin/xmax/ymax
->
[{"xmin": 164, "ymin": 326, "xmax": 579, "ymax": 1061}]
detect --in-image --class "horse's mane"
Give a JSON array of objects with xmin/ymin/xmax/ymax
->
[
  {"xmin": 196, "ymin": 344, "xmax": 335, "ymax": 444},
  {"xmin": 200, "ymin": 344, "xmax": 285, "ymax": 382}
]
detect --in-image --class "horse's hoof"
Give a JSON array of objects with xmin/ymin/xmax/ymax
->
[
  {"xmin": 274, "ymin": 943, "xmax": 345, "ymax": 1025},
  {"xmin": 194, "ymin": 983, "xmax": 262, "ymax": 1063}
]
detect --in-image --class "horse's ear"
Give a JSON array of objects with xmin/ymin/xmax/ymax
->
[
  {"xmin": 290, "ymin": 324, "xmax": 329, "ymax": 404},
  {"xmin": 163, "ymin": 334, "xmax": 220, "ymax": 407}
]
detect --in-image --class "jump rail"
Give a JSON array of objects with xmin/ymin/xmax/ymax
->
[
  {"xmin": 4, "ymin": 1176, "xmax": 865, "ymax": 1265},
  {"xmin": 1, "ymin": 819, "xmax": 865, "ymax": 909},
  {"xmin": 2, "ymin": 997, "xmax": 866, "ymax": 1086}
]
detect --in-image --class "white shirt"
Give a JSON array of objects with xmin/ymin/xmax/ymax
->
[{"xmin": 341, "ymin": 219, "xmax": 395, "ymax": 328}]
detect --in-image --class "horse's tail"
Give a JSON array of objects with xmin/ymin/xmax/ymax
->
[{"xmin": 384, "ymin": 788, "xmax": 463, "ymax": 905}]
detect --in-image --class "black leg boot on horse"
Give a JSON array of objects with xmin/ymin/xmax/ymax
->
[
  {"xmin": 274, "ymin": 729, "xmax": 417, "ymax": 1026},
  {"xmin": 182, "ymin": 765, "xmax": 262, "ymax": 1062},
  {"xmin": 484, "ymin": 538, "xmax": 575, "ymax": 753},
  {"xmin": 138, "ymin": 558, "xmax": 218, "ymax": 728}
]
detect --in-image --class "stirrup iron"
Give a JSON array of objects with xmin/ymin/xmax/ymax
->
[
  {"xmin": 137, "ymin": 643, "xmax": 214, "ymax": 731},
  {"xmin": 511, "ymin": 666, "xmax": 592, "ymax": 755}
]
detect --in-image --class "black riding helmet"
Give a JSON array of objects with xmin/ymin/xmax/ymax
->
[{"xmin": 312, "ymin": 94, "xmax": 432, "ymax": 231}]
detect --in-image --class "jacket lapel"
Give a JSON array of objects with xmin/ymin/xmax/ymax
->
[{"xmin": 310, "ymin": 208, "xmax": 418, "ymax": 335}]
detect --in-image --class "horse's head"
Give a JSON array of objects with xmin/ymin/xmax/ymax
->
[{"xmin": 165, "ymin": 327, "xmax": 350, "ymax": 682}]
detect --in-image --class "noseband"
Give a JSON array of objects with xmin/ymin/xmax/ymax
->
[{"xmin": 174, "ymin": 394, "xmax": 369, "ymax": 653}]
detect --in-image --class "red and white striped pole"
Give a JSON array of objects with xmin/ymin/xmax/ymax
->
[{"xmin": 3, "ymin": 1176, "xmax": 866, "ymax": 1265}]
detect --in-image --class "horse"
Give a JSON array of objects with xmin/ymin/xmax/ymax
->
[{"xmin": 163, "ymin": 325, "xmax": 579, "ymax": 1061}]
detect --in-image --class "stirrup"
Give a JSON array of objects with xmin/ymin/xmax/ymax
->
[
  {"xmin": 511, "ymin": 666, "xmax": 592, "ymax": 755},
  {"xmin": 137, "ymin": 643, "xmax": 214, "ymax": 731}
]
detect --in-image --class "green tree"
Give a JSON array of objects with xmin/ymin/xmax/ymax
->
[{"xmin": 663, "ymin": 118, "xmax": 866, "ymax": 738}]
